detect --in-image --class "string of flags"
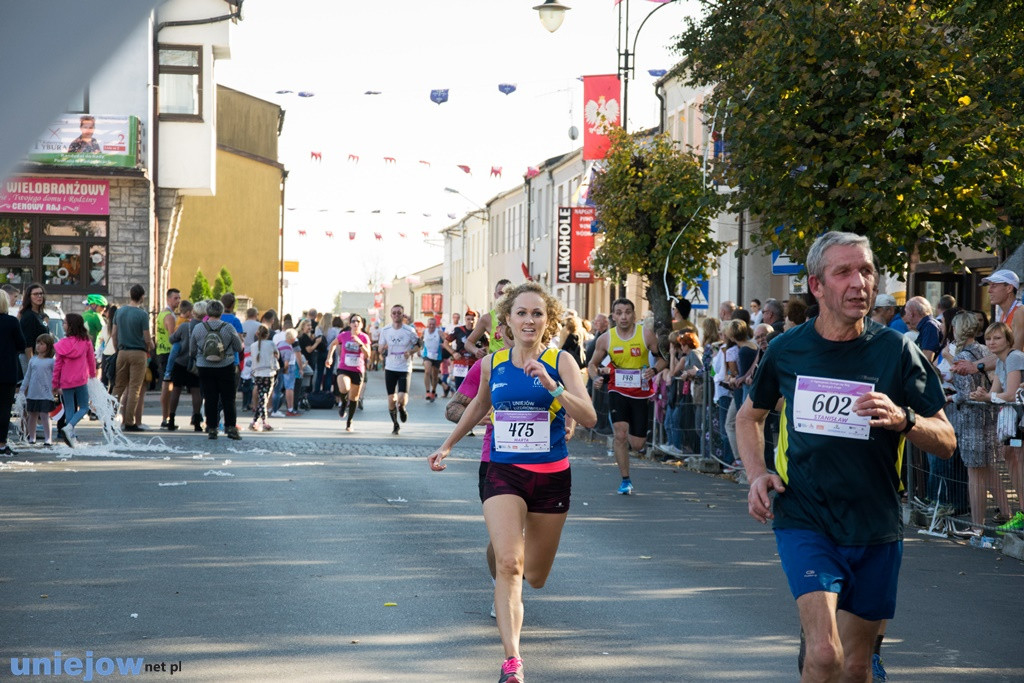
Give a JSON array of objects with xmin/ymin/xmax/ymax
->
[
  {"xmin": 290, "ymin": 229, "xmax": 436, "ymax": 242},
  {"xmin": 307, "ymin": 151, "xmax": 505, "ymax": 179},
  {"xmin": 273, "ymin": 74, "xmax": 665, "ymax": 107}
]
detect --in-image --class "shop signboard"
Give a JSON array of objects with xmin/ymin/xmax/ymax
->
[
  {"xmin": 27, "ymin": 115, "xmax": 140, "ymax": 168},
  {"xmin": 0, "ymin": 176, "xmax": 110, "ymax": 215}
]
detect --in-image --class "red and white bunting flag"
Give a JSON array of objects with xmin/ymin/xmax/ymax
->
[
  {"xmin": 349, "ymin": 232, "xmax": 356, "ymax": 241},
  {"xmin": 374, "ymin": 232, "xmax": 382, "ymax": 241}
]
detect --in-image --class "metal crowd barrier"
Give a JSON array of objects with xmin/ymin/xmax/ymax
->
[{"xmin": 905, "ymin": 400, "xmax": 1020, "ymax": 538}]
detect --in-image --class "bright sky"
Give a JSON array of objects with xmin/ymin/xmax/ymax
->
[{"xmin": 216, "ymin": 0, "xmax": 698, "ymax": 311}]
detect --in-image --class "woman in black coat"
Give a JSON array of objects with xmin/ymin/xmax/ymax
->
[
  {"xmin": 0, "ymin": 291, "xmax": 27, "ymax": 455},
  {"xmin": 19, "ymin": 283, "xmax": 49, "ymax": 362}
]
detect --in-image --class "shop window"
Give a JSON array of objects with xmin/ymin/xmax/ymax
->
[
  {"xmin": 42, "ymin": 244, "xmax": 81, "ymax": 287},
  {"xmin": 88, "ymin": 245, "xmax": 107, "ymax": 287},
  {"xmin": 0, "ymin": 215, "xmax": 108, "ymax": 293},
  {"xmin": 158, "ymin": 44, "xmax": 202, "ymax": 120},
  {"xmin": 0, "ymin": 267, "xmax": 34, "ymax": 289},
  {"xmin": 0, "ymin": 218, "xmax": 32, "ymax": 260},
  {"xmin": 44, "ymin": 219, "xmax": 107, "ymax": 238}
]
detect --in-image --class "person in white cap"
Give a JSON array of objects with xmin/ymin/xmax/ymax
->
[
  {"xmin": 953, "ymin": 269, "xmax": 1023, "ymax": 376},
  {"xmin": 870, "ymin": 294, "xmax": 898, "ymax": 326}
]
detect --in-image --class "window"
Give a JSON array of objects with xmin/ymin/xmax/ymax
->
[
  {"xmin": 158, "ymin": 44, "xmax": 202, "ymax": 120},
  {"xmin": 0, "ymin": 216, "xmax": 108, "ymax": 292}
]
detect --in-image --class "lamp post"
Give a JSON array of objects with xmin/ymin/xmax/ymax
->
[
  {"xmin": 444, "ymin": 187, "xmax": 487, "ymax": 317},
  {"xmin": 534, "ymin": 0, "xmax": 678, "ymax": 132}
]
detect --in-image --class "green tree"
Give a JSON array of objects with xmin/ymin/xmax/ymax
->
[
  {"xmin": 675, "ymin": 0, "xmax": 1024, "ymax": 278},
  {"xmin": 190, "ymin": 269, "xmax": 212, "ymax": 302},
  {"xmin": 590, "ymin": 128, "xmax": 727, "ymax": 354},
  {"xmin": 219, "ymin": 267, "xmax": 234, "ymax": 293},
  {"xmin": 212, "ymin": 276, "xmax": 225, "ymax": 299}
]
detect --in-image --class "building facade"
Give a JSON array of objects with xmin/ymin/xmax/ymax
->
[
  {"xmin": 0, "ymin": 0, "xmax": 241, "ymax": 320},
  {"xmin": 167, "ymin": 86, "xmax": 285, "ymax": 311}
]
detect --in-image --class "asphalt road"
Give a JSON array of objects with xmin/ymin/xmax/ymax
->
[{"xmin": 0, "ymin": 372, "xmax": 1021, "ymax": 682}]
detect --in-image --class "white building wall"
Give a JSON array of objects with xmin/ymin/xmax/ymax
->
[
  {"xmin": 155, "ymin": 0, "xmax": 234, "ymax": 195},
  {"xmin": 86, "ymin": 18, "xmax": 153, "ymax": 167},
  {"xmin": 488, "ymin": 186, "xmax": 526, "ymax": 286},
  {"xmin": 660, "ymin": 71, "xmax": 786, "ymax": 315}
]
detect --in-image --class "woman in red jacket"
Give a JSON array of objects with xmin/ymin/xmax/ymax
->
[{"xmin": 53, "ymin": 313, "xmax": 97, "ymax": 448}]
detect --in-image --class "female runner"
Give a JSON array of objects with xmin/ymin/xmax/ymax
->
[
  {"xmin": 428, "ymin": 282, "xmax": 596, "ymax": 683},
  {"xmin": 326, "ymin": 314, "xmax": 371, "ymax": 432}
]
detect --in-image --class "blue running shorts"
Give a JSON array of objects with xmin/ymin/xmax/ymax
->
[{"xmin": 774, "ymin": 528, "xmax": 901, "ymax": 621}]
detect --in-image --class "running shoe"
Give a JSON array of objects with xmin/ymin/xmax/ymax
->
[
  {"xmin": 996, "ymin": 510, "xmax": 1024, "ymax": 532},
  {"xmin": 270, "ymin": 410, "xmax": 286, "ymax": 418},
  {"xmin": 398, "ymin": 406, "xmax": 408, "ymax": 422},
  {"xmin": 285, "ymin": 410, "xmax": 300, "ymax": 416},
  {"xmin": 248, "ymin": 422, "xmax": 261, "ymax": 432},
  {"xmin": 618, "ymin": 479, "xmax": 634, "ymax": 495},
  {"xmin": 498, "ymin": 656, "xmax": 523, "ymax": 683},
  {"xmin": 58, "ymin": 427, "xmax": 75, "ymax": 449},
  {"xmin": 392, "ymin": 424, "xmax": 400, "ymax": 435},
  {"xmin": 871, "ymin": 653, "xmax": 887, "ymax": 682}
]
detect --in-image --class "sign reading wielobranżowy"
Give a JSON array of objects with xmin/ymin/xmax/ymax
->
[{"xmin": 0, "ymin": 177, "xmax": 110, "ymax": 215}]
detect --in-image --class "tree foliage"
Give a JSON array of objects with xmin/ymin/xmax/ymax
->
[
  {"xmin": 590, "ymin": 127, "xmax": 727, "ymax": 352},
  {"xmin": 219, "ymin": 267, "xmax": 234, "ymax": 293},
  {"xmin": 190, "ymin": 269, "xmax": 212, "ymax": 302},
  {"xmin": 675, "ymin": 0, "xmax": 1024, "ymax": 276},
  {"xmin": 212, "ymin": 276, "xmax": 225, "ymax": 299}
]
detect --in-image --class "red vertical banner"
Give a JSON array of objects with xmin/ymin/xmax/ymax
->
[
  {"xmin": 582, "ymin": 74, "xmax": 621, "ymax": 160},
  {"xmin": 571, "ymin": 207, "xmax": 597, "ymax": 282}
]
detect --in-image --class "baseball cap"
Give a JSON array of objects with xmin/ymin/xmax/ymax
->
[
  {"xmin": 873, "ymin": 294, "xmax": 897, "ymax": 308},
  {"xmin": 982, "ymin": 269, "xmax": 1020, "ymax": 289},
  {"xmin": 83, "ymin": 294, "xmax": 108, "ymax": 307}
]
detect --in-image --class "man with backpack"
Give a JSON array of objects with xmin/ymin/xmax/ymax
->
[{"xmin": 189, "ymin": 299, "xmax": 243, "ymax": 440}]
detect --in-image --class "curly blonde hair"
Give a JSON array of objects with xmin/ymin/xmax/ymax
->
[{"xmin": 496, "ymin": 281, "xmax": 563, "ymax": 345}]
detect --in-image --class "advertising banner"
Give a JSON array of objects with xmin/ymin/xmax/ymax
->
[
  {"xmin": 557, "ymin": 206, "xmax": 598, "ymax": 284},
  {"xmin": 0, "ymin": 177, "xmax": 110, "ymax": 215},
  {"xmin": 582, "ymin": 75, "xmax": 621, "ymax": 160},
  {"xmin": 570, "ymin": 206, "xmax": 596, "ymax": 282},
  {"xmin": 27, "ymin": 115, "xmax": 140, "ymax": 168}
]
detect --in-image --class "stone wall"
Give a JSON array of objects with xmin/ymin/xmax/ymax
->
[{"xmin": 51, "ymin": 176, "xmax": 154, "ymax": 317}]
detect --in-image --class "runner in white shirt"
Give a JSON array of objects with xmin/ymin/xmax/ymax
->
[
  {"xmin": 379, "ymin": 304, "xmax": 421, "ymax": 434},
  {"xmin": 422, "ymin": 316, "xmax": 443, "ymax": 402}
]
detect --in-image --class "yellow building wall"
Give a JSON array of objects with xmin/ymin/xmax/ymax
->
[{"xmin": 170, "ymin": 149, "xmax": 281, "ymax": 311}]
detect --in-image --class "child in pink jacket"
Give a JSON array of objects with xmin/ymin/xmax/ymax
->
[{"xmin": 53, "ymin": 313, "xmax": 97, "ymax": 448}]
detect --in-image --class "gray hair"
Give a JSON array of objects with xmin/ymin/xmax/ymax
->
[
  {"xmin": 193, "ymin": 300, "xmax": 208, "ymax": 318},
  {"xmin": 806, "ymin": 231, "xmax": 872, "ymax": 280},
  {"xmin": 905, "ymin": 295, "xmax": 932, "ymax": 317},
  {"xmin": 763, "ymin": 298, "xmax": 784, "ymax": 319},
  {"xmin": 206, "ymin": 299, "xmax": 224, "ymax": 317}
]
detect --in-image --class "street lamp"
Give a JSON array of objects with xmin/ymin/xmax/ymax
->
[
  {"xmin": 534, "ymin": 0, "xmax": 678, "ymax": 132},
  {"xmin": 532, "ymin": 0, "xmax": 570, "ymax": 33},
  {"xmin": 444, "ymin": 186, "xmax": 485, "ymax": 212}
]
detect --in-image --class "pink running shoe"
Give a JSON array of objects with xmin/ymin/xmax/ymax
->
[{"xmin": 498, "ymin": 656, "xmax": 523, "ymax": 683}]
